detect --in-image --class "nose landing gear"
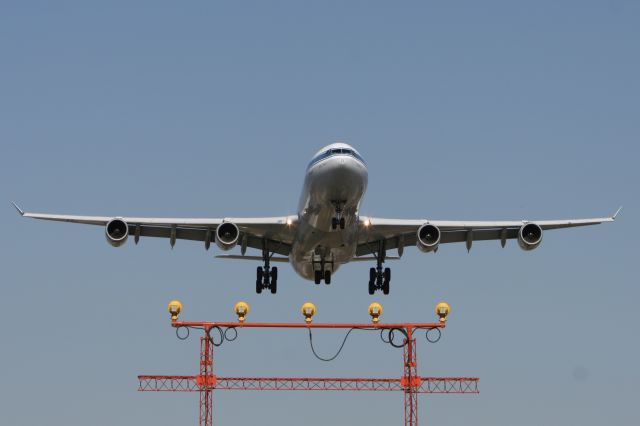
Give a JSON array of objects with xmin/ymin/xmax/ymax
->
[
  {"xmin": 331, "ymin": 217, "xmax": 346, "ymax": 230},
  {"xmin": 331, "ymin": 200, "xmax": 346, "ymax": 230}
]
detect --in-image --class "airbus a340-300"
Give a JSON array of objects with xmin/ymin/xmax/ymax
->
[{"xmin": 13, "ymin": 143, "xmax": 619, "ymax": 295}]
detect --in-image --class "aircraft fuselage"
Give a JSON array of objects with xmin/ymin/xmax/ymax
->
[{"xmin": 290, "ymin": 143, "xmax": 368, "ymax": 280}]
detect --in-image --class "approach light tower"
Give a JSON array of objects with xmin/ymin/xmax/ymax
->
[{"xmin": 138, "ymin": 300, "xmax": 479, "ymax": 426}]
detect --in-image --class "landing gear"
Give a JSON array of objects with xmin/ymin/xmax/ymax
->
[
  {"xmin": 331, "ymin": 201, "xmax": 346, "ymax": 230},
  {"xmin": 270, "ymin": 267, "xmax": 278, "ymax": 294},
  {"xmin": 331, "ymin": 217, "xmax": 346, "ymax": 230},
  {"xmin": 314, "ymin": 268, "xmax": 331, "ymax": 285},
  {"xmin": 256, "ymin": 266, "xmax": 263, "ymax": 294},
  {"xmin": 312, "ymin": 250, "xmax": 332, "ymax": 285},
  {"xmin": 256, "ymin": 242, "xmax": 278, "ymax": 294},
  {"xmin": 367, "ymin": 241, "xmax": 391, "ymax": 295},
  {"xmin": 368, "ymin": 268, "xmax": 376, "ymax": 295}
]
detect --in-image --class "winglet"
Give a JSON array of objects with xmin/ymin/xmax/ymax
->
[
  {"xmin": 10, "ymin": 201, "xmax": 24, "ymax": 216},
  {"xmin": 613, "ymin": 206, "xmax": 623, "ymax": 220}
]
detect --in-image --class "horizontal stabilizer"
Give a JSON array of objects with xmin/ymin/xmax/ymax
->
[{"xmin": 215, "ymin": 255, "xmax": 290, "ymax": 263}]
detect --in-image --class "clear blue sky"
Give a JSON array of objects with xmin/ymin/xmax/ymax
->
[{"xmin": 1, "ymin": 1, "xmax": 638, "ymax": 425}]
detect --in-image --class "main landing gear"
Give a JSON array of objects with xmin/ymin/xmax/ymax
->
[
  {"xmin": 256, "ymin": 245, "xmax": 278, "ymax": 294},
  {"xmin": 368, "ymin": 241, "xmax": 390, "ymax": 295}
]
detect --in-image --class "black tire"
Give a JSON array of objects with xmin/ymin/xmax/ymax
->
[
  {"xmin": 270, "ymin": 278, "xmax": 277, "ymax": 294},
  {"xmin": 382, "ymin": 279, "xmax": 390, "ymax": 295},
  {"xmin": 384, "ymin": 267, "xmax": 391, "ymax": 282},
  {"xmin": 331, "ymin": 218, "xmax": 338, "ymax": 230},
  {"xmin": 263, "ymin": 270, "xmax": 270, "ymax": 286},
  {"xmin": 368, "ymin": 280, "xmax": 375, "ymax": 295},
  {"xmin": 271, "ymin": 267, "xmax": 278, "ymax": 281},
  {"xmin": 256, "ymin": 279, "xmax": 262, "ymax": 294},
  {"xmin": 314, "ymin": 270, "xmax": 322, "ymax": 285},
  {"xmin": 257, "ymin": 266, "xmax": 263, "ymax": 280},
  {"xmin": 369, "ymin": 268, "xmax": 376, "ymax": 281},
  {"xmin": 324, "ymin": 270, "xmax": 331, "ymax": 285},
  {"xmin": 339, "ymin": 217, "xmax": 345, "ymax": 229},
  {"xmin": 376, "ymin": 273, "xmax": 384, "ymax": 288}
]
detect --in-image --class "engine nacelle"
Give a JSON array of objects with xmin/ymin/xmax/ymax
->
[
  {"xmin": 518, "ymin": 223, "xmax": 543, "ymax": 251},
  {"xmin": 417, "ymin": 224, "xmax": 441, "ymax": 253},
  {"xmin": 105, "ymin": 218, "xmax": 129, "ymax": 247},
  {"xmin": 215, "ymin": 222, "xmax": 240, "ymax": 251}
]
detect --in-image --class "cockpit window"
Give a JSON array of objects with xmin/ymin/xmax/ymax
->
[{"xmin": 307, "ymin": 147, "xmax": 366, "ymax": 169}]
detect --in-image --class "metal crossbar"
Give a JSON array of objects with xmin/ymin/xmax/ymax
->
[{"xmin": 138, "ymin": 375, "xmax": 479, "ymax": 394}]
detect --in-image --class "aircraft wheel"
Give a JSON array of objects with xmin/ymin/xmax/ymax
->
[
  {"xmin": 331, "ymin": 218, "xmax": 338, "ymax": 230},
  {"xmin": 270, "ymin": 278, "xmax": 277, "ymax": 294},
  {"xmin": 257, "ymin": 266, "xmax": 263, "ymax": 280},
  {"xmin": 376, "ymin": 272, "xmax": 384, "ymax": 289},
  {"xmin": 369, "ymin": 268, "xmax": 376, "ymax": 281},
  {"xmin": 339, "ymin": 217, "xmax": 345, "ymax": 229},
  {"xmin": 256, "ymin": 279, "xmax": 262, "ymax": 294},
  {"xmin": 384, "ymin": 267, "xmax": 391, "ymax": 282},
  {"xmin": 324, "ymin": 270, "xmax": 331, "ymax": 285},
  {"xmin": 271, "ymin": 267, "xmax": 278, "ymax": 281},
  {"xmin": 382, "ymin": 279, "xmax": 390, "ymax": 295},
  {"xmin": 368, "ymin": 279, "xmax": 375, "ymax": 295},
  {"xmin": 314, "ymin": 270, "xmax": 322, "ymax": 285}
]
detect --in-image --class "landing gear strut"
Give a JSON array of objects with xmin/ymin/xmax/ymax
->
[
  {"xmin": 368, "ymin": 241, "xmax": 390, "ymax": 295},
  {"xmin": 256, "ymin": 243, "xmax": 278, "ymax": 294}
]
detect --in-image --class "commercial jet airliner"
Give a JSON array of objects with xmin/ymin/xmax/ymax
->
[{"xmin": 13, "ymin": 143, "xmax": 619, "ymax": 295}]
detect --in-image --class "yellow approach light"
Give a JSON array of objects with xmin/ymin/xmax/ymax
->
[
  {"xmin": 368, "ymin": 302, "xmax": 383, "ymax": 323},
  {"xmin": 301, "ymin": 302, "xmax": 317, "ymax": 323},
  {"xmin": 234, "ymin": 301, "xmax": 250, "ymax": 323},
  {"xmin": 435, "ymin": 302, "xmax": 450, "ymax": 323},
  {"xmin": 168, "ymin": 300, "xmax": 183, "ymax": 321}
]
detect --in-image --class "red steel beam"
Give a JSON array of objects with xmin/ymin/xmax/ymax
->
[
  {"xmin": 172, "ymin": 321, "xmax": 445, "ymax": 330},
  {"xmin": 138, "ymin": 376, "xmax": 479, "ymax": 394}
]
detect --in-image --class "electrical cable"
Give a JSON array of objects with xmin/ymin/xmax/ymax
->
[
  {"xmin": 380, "ymin": 328, "xmax": 409, "ymax": 348},
  {"xmin": 424, "ymin": 327, "xmax": 441, "ymax": 343},
  {"xmin": 176, "ymin": 326, "xmax": 190, "ymax": 340},
  {"xmin": 307, "ymin": 327, "xmax": 359, "ymax": 362},
  {"xmin": 224, "ymin": 327, "xmax": 238, "ymax": 342},
  {"xmin": 308, "ymin": 327, "xmax": 406, "ymax": 362},
  {"xmin": 206, "ymin": 326, "xmax": 226, "ymax": 346}
]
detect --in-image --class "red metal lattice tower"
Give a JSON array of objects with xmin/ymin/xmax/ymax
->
[
  {"xmin": 403, "ymin": 330, "xmax": 419, "ymax": 426},
  {"xmin": 198, "ymin": 337, "xmax": 214, "ymax": 426},
  {"xmin": 139, "ymin": 319, "xmax": 479, "ymax": 426}
]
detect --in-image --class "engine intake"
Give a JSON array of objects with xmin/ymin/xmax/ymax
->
[
  {"xmin": 417, "ymin": 224, "xmax": 441, "ymax": 253},
  {"xmin": 105, "ymin": 218, "xmax": 129, "ymax": 247},
  {"xmin": 216, "ymin": 222, "xmax": 240, "ymax": 251},
  {"xmin": 518, "ymin": 223, "xmax": 543, "ymax": 251}
]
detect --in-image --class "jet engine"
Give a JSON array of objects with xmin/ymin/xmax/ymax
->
[
  {"xmin": 518, "ymin": 223, "xmax": 543, "ymax": 251},
  {"xmin": 417, "ymin": 224, "xmax": 441, "ymax": 253},
  {"xmin": 215, "ymin": 222, "xmax": 240, "ymax": 251},
  {"xmin": 105, "ymin": 218, "xmax": 129, "ymax": 247}
]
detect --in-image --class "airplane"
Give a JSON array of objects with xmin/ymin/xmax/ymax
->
[{"xmin": 12, "ymin": 142, "xmax": 620, "ymax": 295}]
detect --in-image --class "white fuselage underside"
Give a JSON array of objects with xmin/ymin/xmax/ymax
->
[{"xmin": 290, "ymin": 153, "xmax": 368, "ymax": 280}]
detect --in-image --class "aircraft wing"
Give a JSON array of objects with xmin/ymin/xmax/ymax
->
[
  {"xmin": 12, "ymin": 203, "xmax": 295, "ymax": 256},
  {"xmin": 355, "ymin": 208, "xmax": 621, "ymax": 257}
]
